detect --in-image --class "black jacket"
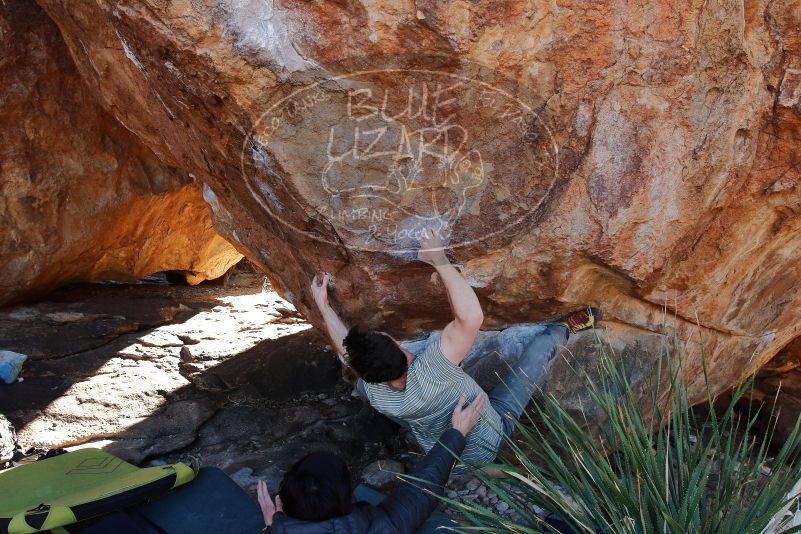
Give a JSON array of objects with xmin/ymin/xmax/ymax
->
[{"xmin": 269, "ymin": 429, "xmax": 466, "ymax": 534}]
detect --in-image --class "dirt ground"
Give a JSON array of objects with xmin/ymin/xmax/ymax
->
[{"xmin": 0, "ymin": 270, "xmax": 404, "ymax": 497}]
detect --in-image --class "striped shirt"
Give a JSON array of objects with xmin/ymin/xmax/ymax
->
[{"xmin": 360, "ymin": 332, "xmax": 503, "ymax": 463}]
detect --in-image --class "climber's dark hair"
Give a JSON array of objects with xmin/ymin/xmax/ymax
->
[
  {"xmin": 279, "ymin": 451, "xmax": 352, "ymax": 521},
  {"xmin": 344, "ymin": 326, "xmax": 407, "ymax": 383}
]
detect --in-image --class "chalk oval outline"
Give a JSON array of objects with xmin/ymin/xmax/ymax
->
[{"xmin": 241, "ymin": 66, "xmax": 559, "ymax": 255}]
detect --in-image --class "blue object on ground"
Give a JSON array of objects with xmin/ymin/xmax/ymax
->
[
  {"xmin": 136, "ymin": 466, "xmax": 265, "ymax": 533},
  {"xmin": 71, "ymin": 467, "xmax": 264, "ymax": 534},
  {"xmin": 352, "ymin": 484, "xmax": 388, "ymax": 505},
  {"xmin": 353, "ymin": 484, "xmax": 459, "ymax": 533},
  {"xmin": 0, "ymin": 350, "xmax": 26, "ymax": 384}
]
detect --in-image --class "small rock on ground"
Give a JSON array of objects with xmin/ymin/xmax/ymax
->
[
  {"xmin": 0, "ymin": 415, "xmax": 16, "ymax": 463},
  {"xmin": 360, "ymin": 459, "xmax": 405, "ymax": 490}
]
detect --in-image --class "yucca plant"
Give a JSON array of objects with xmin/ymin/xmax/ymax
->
[{"xmin": 445, "ymin": 333, "xmax": 801, "ymax": 533}]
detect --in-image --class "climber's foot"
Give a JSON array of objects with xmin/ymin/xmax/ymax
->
[{"xmin": 559, "ymin": 307, "xmax": 601, "ymax": 335}]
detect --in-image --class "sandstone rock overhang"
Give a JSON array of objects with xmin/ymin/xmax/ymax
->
[
  {"xmin": 11, "ymin": 0, "xmax": 800, "ymax": 400},
  {"xmin": 0, "ymin": 0, "xmax": 242, "ymax": 306}
]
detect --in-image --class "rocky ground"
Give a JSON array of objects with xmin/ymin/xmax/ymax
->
[
  {"xmin": 3, "ymin": 269, "xmax": 798, "ymax": 526},
  {"xmin": 0, "ymin": 268, "xmax": 522, "ymax": 520},
  {"xmin": 0, "ymin": 270, "xmax": 404, "ymax": 496}
]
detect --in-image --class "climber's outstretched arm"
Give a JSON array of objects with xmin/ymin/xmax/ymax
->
[
  {"xmin": 418, "ymin": 230, "xmax": 483, "ymax": 365},
  {"xmin": 310, "ymin": 273, "xmax": 348, "ymax": 361}
]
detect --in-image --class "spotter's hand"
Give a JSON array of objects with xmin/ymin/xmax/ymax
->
[{"xmin": 257, "ymin": 479, "xmax": 283, "ymax": 527}]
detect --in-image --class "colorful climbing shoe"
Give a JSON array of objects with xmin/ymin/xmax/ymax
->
[{"xmin": 560, "ymin": 307, "xmax": 601, "ymax": 335}]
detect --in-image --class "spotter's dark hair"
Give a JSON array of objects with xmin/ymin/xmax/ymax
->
[{"xmin": 278, "ymin": 451, "xmax": 352, "ymax": 522}]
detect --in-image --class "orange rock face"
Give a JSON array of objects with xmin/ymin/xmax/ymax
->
[
  {"xmin": 29, "ymin": 0, "xmax": 801, "ymax": 397},
  {"xmin": 0, "ymin": 0, "xmax": 242, "ymax": 306}
]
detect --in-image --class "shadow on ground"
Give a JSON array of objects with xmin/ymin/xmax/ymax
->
[
  {"xmin": 0, "ymin": 281, "xmax": 212, "ymax": 429},
  {"xmin": 0, "ymin": 273, "xmax": 402, "ymax": 494}
]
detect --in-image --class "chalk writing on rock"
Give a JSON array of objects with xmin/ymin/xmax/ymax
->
[{"xmin": 243, "ymin": 62, "xmax": 558, "ymax": 254}]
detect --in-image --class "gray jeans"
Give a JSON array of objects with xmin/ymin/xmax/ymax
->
[{"xmin": 488, "ymin": 323, "xmax": 568, "ymax": 437}]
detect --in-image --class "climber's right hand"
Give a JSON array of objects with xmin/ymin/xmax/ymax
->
[{"xmin": 310, "ymin": 273, "xmax": 330, "ymax": 309}]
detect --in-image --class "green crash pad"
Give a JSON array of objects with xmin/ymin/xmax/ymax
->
[{"xmin": 0, "ymin": 448, "xmax": 196, "ymax": 534}]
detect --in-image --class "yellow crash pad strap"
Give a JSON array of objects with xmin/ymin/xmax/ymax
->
[
  {"xmin": 171, "ymin": 461, "xmax": 198, "ymax": 488},
  {"xmin": 8, "ymin": 506, "xmax": 76, "ymax": 534}
]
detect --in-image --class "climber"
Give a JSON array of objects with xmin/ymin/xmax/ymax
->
[
  {"xmin": 309, "ymin": 229, "xmax": 600, "ymax": 463},
  {"xmin": 257, "ymin": 393, "xmax": 486, "ymax": 533}
]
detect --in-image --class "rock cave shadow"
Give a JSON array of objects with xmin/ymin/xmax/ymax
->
[
  {"xmin": 0, "ymin": 276, "xmax": 402, "ymax": 492},
  {"xmin": 181, "ymin": 327, "xmax": 343, "ymax": 400},
  {"xmin": 100, "ymin": 328, "xmax": 401, "ymax": 487}
]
